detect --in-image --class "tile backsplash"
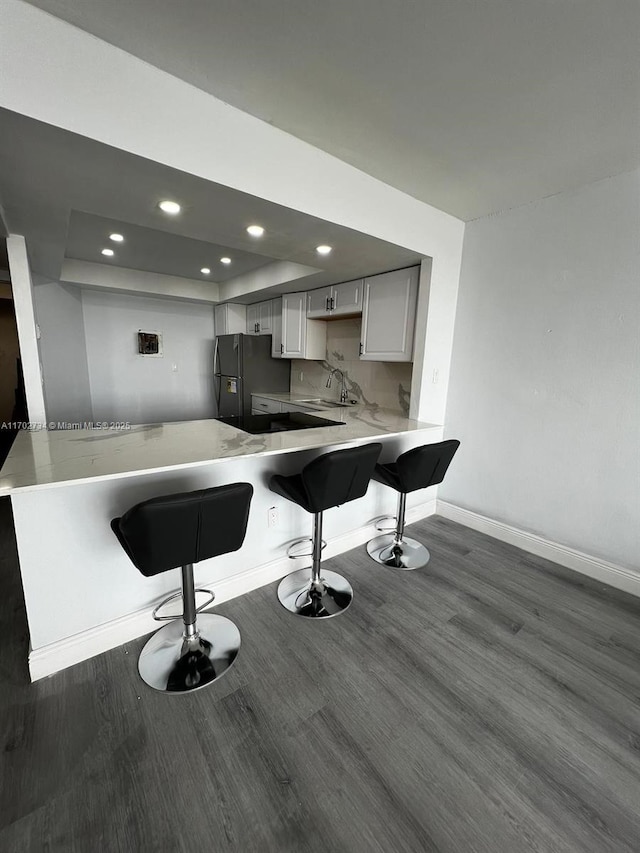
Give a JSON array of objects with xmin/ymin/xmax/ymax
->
[{"xmin": 290, "ymin": 318, "xmax": 412, "ymax": 413}]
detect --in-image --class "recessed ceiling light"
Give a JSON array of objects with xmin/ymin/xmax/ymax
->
[
  {"xmin": 101, "ymin": 248, "xmax": 114, "ymax": 257},
  {"xmin": 159, "ymin": 200, "xmax": 181, "ymax": 214},
  {"xmin": 220, "ymin": 257, "xmax": 231, "ymax": 265},
  {"xmin": 316, "ymin": 245, "xmax": 332, "ymax": 255},
  {"xmin": 246, "ymin": 225, "xmax": 264, "ymax": 237},
  {"xmin": 109, "ymin": 233, "xmax": 124, "ymax": 243},
  {"xmin": 200, "ymin": 267, "xmax": 211, "ymax": 275}
]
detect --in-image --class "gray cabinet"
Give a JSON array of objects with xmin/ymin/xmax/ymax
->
[
  {"xmin": 246, "ymin": 299, "xmax": 273, "ymax": 335},
  {"xmin": 306, "ymin": 280, "xmax": 363, "ymax": 319},
  {"xmin": 215, "ymin": 302, "xmax": 246, "ymax": 335},
  {"xmin": 331, "ymin": 279, "xmax": 362, "ymax": 316},
  {"xmin": 360, "ymin": 267, "xmax": 419, "ymax": 362},
  {"xmin": 282, "ymin": 292, "xmax": 326, "ymax": 359},
  {"xmin": 271, "ymin": 298, "xmax": 283, "ymax": 358},
  {"xmin": 307, "ymin": 286, "xmax": 333, "ymax": 318}
]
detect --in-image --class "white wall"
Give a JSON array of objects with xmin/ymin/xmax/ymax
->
[
  {"xmin": 82, "ymin": 289, "xmax": 216, "ymax": 424},
  {"xmin": 0, "ymin": 0, "xmax": 464, "ymax": 425},
  {"xmin": 34, "ymin": 281, "xmax": 93, "ymax": 423},
  {"xmin": 442, "ymin": 169, "xmax": 640, "ymax": 570}
]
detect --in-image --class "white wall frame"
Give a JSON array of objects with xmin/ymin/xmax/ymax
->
[{"xmin": 5, "ymin": 234, "xmax": 46, "ymax": 424}]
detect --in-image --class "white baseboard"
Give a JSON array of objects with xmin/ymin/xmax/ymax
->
[
  {"xmin": 29, "ymin": 500, "xmax": 437, "ymax": 681},
  {"xmin": 436, "ymin": 500, "xmax": 640, "ymax": 598}
]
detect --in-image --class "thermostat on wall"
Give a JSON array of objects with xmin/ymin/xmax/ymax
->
[{"xmin": 137, "ymin": 330, "xmax": 163, "ymax": 357}]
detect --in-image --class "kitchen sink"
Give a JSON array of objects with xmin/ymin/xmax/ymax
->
[{"xmin": 297, "ymin": 398, "xmax": 352, "ymax": 408}]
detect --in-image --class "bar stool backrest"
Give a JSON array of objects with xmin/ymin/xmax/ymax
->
[
  {"xmin": 112, "ymin": 483, "xmax": 253, "ymax": 577},
  {"xmin": 301, "ymin": 443, "xmax": 383, "ymax": 513},
  {"xmin": 396, "ymin": 440, "xmax": 460, "ymax": 494}
]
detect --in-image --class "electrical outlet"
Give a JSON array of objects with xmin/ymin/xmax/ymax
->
[
  {"xmin": 268, "ymin": 506, "xmax": 279, "ymax": 528},
  {"xmin": 432, "ymin": 368, "xmax": 439, "ymax": 384}
]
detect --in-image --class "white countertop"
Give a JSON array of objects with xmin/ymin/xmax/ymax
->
[{"xmin": 0, "ymin": 406, "xmax": 441, "ymax": 494}]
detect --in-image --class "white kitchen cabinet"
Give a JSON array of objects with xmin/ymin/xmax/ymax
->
[
  {"xmin": 215, "ymin": 302, "xmax": 246, "ymax": 335},
  {"xmin": 281, "ymin": 292, "xmax": 326, "ymax": 359},
  {"xmin": 307, "ymin": 286, "xmax": 333, "ymax": 318},
  {"xmin": 246, "ymin": 303, "xmax": 259, "ymax": 335},
  {"xmin": 360, "ymin": 267, "xmax": 419, "ymax": 362},
  {"xmin": 246, "ymin": 299, "xmax": 273, "ymax": 335},
  {"xmin": 258, "ymin": 300, "xmax": 272, "ymax": 333},
  {"xmin": 331, "ymin": 279, "xmax": 362, "ymax": 316},
  {"xmin": 251, "ymin": 395, "xmax": 282, "ymax": 413},
  {"xmin": 270, "ymin": 298, "xmax": 283, "ymax": 358},
  {"xmin": 306, "ymin": 280, "xmax": 363, "ymax": 319}
]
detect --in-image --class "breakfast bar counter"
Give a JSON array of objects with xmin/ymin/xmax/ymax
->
[{"xmin": 1, "ymin": 407, "xmax": 443, "ymax": 680}]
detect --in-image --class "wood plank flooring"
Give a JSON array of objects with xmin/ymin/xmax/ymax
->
[{"xmin": 1, "ymin": 496, "xmax": 640, "ymax": 852}]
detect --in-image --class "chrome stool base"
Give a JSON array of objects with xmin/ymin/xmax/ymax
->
[
  {"xmin": 366, "ymin": 533, "xmax": 430, "ymax": 570},
  {"xmin": 277, "ymin": 568, "xmax": 353, "ymax": 618},
  {"xmin": 138, "ymin": 613, "xmax": 240, "ymax": 693}
]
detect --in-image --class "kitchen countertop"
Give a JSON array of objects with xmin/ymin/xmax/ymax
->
[{"xmin": 0, "ymin": 406, "xmax": 441, "ymax": 495}]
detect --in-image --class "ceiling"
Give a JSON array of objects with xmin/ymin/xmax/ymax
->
[
  {"xmin": 0, "ymin": 109, "xmax": 423, "ymax": 299},
  {"xmin": 66, "ymin": 212, "xmax": 272, "ymax": 283},
  {"xmin": 23, "ymin": 0, "xmax": 640, "ymax": 221}
]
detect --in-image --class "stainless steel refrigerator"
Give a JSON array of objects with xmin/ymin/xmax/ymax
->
[{"xmin": 214, "ymin": 334, "xmax": 291, "ymax": 417}]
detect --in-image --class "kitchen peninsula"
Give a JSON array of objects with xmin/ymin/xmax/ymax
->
[{"xmin": 0, "ymin": 406, "xmax": 442, "ymax": 680}]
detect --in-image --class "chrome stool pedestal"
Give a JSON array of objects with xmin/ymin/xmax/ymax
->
[
  {"xmin": 138, "ymin": 564, "xmax": 240, "ymax": 693},
  {"xmin": 278, "ymin": 512, "xmax": 353, "ymax": 618},
  {"xmin": 367, "ymin": 493, "xmax": 430, "ymax": 570}
]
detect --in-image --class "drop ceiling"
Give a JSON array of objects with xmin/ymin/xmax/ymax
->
[
  {"xmin": 0, "ymin": 109, "xmax": 423, "ymax": 301},
  {"xmin": 22, "ymin": 0, "xmax": 640, "ymax": 220}
]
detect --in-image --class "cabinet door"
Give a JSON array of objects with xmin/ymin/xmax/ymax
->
[
  {"xmin": 258, "ymin": 300, "xmax": 272, "ymax": 334},
  {"xmin": 271, "ymin": 298, "xmax": 283, "ymax": 357},
  {"xmin": 246, "ymin": 304, "xmax": 259, "ymax": 335},
  {"xmin": 331, "ymin": 279, "xmax": 362, "ymax": 316},
  {"xmin": 360, "ymin": 267, "xmax": 419, "ymax": 362},
  {"xmin": 281, "ymin": 292, "xmax": 306, "ymax": 358},
  {"xmin": 251, "ymin": 396, "xmax": 281, "ymax": 414},
  {"xmin": 214, "ymin": 304, "xmax": 228, "ymax": 336},
  {"xmin": 307, "ymin": 286, "xmax": 332, "ymax": 318}
]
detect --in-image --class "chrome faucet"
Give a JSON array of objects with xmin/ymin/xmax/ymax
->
[{"xmin": 326, "ymin": 368, "xmax": 348, "ymax": 403}]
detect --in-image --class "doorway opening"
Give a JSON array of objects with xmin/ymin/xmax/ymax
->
[{"xmin": 0, "ymin": 239, "xmax": 26, "ymax": 468}]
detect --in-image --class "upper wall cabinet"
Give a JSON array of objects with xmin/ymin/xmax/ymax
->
[
  {"xmin": 215, "ymin": 302, "xmax": 246, "ymax": 336},
  {"xmin": 282, "ymin": 292, "xmax": 326, "ymax": 359},
  {"xmin": 306, "ymin": 279, "xmax": 363, "ymax": 319},
  {"xmin": 307, "ymin": 286, "xmax": 333, "ymax": 318},
  {"xmin": 246, "ymin": 299, "xmax": 273, "ymax": 335},
  {"xmin": 331, "ymin": 279, "xmax": 363, "ymax": 316},
  {"xmin": 271, "ymin": 297, "xmax": 283, "ymax": 358},
  {"xmin": 360, "ymin": 267, "xmax": 419, "ymax": 362}
]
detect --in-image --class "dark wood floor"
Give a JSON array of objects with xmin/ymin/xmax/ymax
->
[{"xmin": 1, "ymin": 498, "xmax": 640, "ymax": 853}]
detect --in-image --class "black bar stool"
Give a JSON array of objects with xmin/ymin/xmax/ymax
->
[
  {"xmin": 367, "ymin": 440, "xmax": 460, "ymax": 570},
  {"xmin": 269, "ymin": 443, "xmax": 382, "ymax": 618},
  {"xmin": 111, "ymin": 483, "xmax": 253, "ymax": 693}
]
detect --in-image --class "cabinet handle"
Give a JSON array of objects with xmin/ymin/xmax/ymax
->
[
  {"xmin": 280, "ymin": 343, "xmax": 284, "ymax": 353},
  {"xmin": 359, "ymin": 342, "xmax": 363, "ymax": 356},
  {"xmin": 325, "ymin": 297, "xmax": 329, "ymax": 311},
  {"xmin": 330, "ymin": 297, "xmax": 335, "ymax": 310}
]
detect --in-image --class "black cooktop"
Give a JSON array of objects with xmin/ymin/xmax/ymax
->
[{"xmin": 215, "ymin": 412, "xmax": 345, "ymax": 435}]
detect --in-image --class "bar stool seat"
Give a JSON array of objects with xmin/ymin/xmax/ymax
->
[
  {"xmin": 270, "ymin": 442, "xmax": 382, "ymax": 618},
  {"xmin": 111, "ymin": 483, "xmax": 253, "ymax": 693},
  {"xmin": 367, "ymin": 440, "xmax": 460, "ymax": 570}
]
